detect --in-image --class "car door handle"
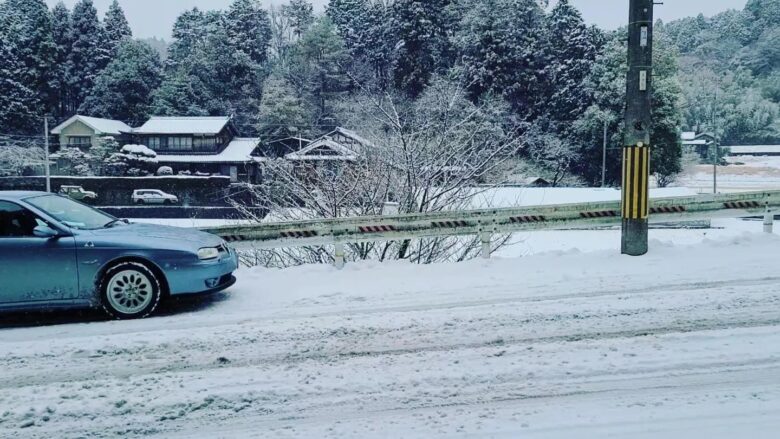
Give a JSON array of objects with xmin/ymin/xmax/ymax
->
[{"xmin": 81, "ymin": 259, "xmax": 99, "ymax": 265}]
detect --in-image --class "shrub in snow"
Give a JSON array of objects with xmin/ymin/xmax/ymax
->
[
  {"xmin": 156, "ymin": 166, "xmax": 173, "ymax": 176},
  {"xmin": 57, "ymin": 147, "xmax": 95, "ymax": 176},
  {"xmin": 105, "ymin": 144, "xmax": 159, "ymax": 176}
]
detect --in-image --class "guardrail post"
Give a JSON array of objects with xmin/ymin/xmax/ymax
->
[
  {"xmin": 480, "ymin": 232, "xmax": 492, "ymax": 259},
  {"xmin": 334, "ymin": 241, "xmax": 345, "ymax": 269},
  {"xmin": 764, "ymin": 206, "xmax": 774, "ymax": 234}
]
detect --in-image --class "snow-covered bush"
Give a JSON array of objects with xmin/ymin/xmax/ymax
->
[
  {"xmin": 0, "ymin": 143, "xmax": 46, "ymax": 176},
  {"xmin": 156, "ymin": 166, "xmax": 173, "ymax": 176},
  {"xmin": 56, "ymin": 147, "xmax": 94, "ymax": 176},
  {"xmin": 104, "ymin": 144, "xmax": 159, "ymax": 176}
]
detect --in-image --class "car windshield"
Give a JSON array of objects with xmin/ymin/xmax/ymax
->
[{"xmin": 25, "ymin": 194, "xmax": 114, "ymax": 230}]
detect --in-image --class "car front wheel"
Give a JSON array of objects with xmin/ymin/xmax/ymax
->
[{"xmin": 99, "ymin": 262, "xmax": 162, "ymax": 319}]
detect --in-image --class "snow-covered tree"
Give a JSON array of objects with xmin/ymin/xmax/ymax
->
[
  {"xmin": 238, "ymin": 78, "xmax": 520, "ymax": 267},
  {"xmin": 285, "ymin": 17, "xmax": 351, "ymax": 129},
  {"xmin": 544, "ymin": 0, "xmax": 601, "ymax": 131},
  {"xmin": 103, "ymin": 0, "xmax": 132, "ymax": 58},
  {"xmin": 0, "ymin": 32, "xmax": 41, "ymax": 134},
  {"xmin": 80, "ymin": 40, "xmax": 163, "ymax": 125},
  {"xmin": 0, "ymin": 0, "xmax": 56, "ymax": 117},
  {"xmin": 257, "ymin": 73, "xmax": 310, "ymax": 141},
  {"xmin": 283, "ymin": 0, "xmax": 314, "ymax": 39},
  {"xmin": 391, "ymin": 0, "xmax": 455, "ymax": 97},
  {"xmin": 67, "ymin": 0, "xmax": 110, "ymax": 107},
  {"xmin": 0, "ymin": 141, "xmax": 46, "ymax": 176},
  {"xmin": 455, "ymin": 0, "xmax": 547, "ymax": 116},
  {"xmin": 224, "ymin": 0, "xmax": 272, "ymax": 65},
  {"xmin": 50, "ymin": 2, "xmax": 73, "ymax": 117}
]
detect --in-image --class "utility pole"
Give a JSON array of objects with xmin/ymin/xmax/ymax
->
[
  {"xmin": 621, "ymin": 0, "xmax": 654, "ymax": 256},
  {"xmin": 43, "ymin": 116, "xmax": 51, "ymax": 193},
  {"xmin": 602, "ymin": 118, "xmax": 608, "ymax": 188},
  {"xmin": 713, "ymin": 142, "xmax": 718, "ymax": 194}
]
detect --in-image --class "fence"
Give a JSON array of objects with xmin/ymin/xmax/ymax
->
[{"xmin": 203, "ymin": 190, "xmax": 780, "ymax": 268}]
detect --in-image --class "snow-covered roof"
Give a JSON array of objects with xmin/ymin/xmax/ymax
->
[
  {"xmin": 681, "ymin": 132, "xmax": 696, "ymax": 141},
  {"xmin": 133, "ymin": 116, "xmax": 232, "ymax": 135},
  {"xmin": 156, "ymin": 138, "xmax": 260, "ymax": 164},
  {"xmin": 285, "ymin": 137, "xmax": 358, "ymax": 161},
  {"xmin": 682, "ymin": 139, "xmax": 712, "ymax": 146},
  {"xmin": 331, "ymin": 127, "xmax": 375, "ymax": 149},
  {"xmin": 51, "ymin": 115, "xmax": 132, "ymax": 135}
]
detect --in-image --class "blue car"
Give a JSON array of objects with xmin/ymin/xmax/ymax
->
[{"xmin": 0, "ymin": 191, "xmax": 239, "ymax": 319}]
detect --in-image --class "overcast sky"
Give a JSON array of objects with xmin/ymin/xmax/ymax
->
[{"xmin": 45, "ymin": 0, "xmax": 749, "ymax": 40}]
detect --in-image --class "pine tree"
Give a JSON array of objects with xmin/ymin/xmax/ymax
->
[
  {"xmin": 103, "ymin": 0, "xmax": 132, "ymax": 58},
  {"xmin": 328, "ymin": 0, "xmax": 394, "ymax": 90},
  {"xmin": 167, "ymin": 8, "xmax": 207, "ymax": 70},
  {"xmin": 257, "ymin": 73, "xmax": 310, "ymax": 141},
  {"xmin": 0, "ymin": 32, "xmax": 41, "ymax": 134},
  {"xmin": 287, "ymin": 18, "xmax": 351, "ymax": 129},
  {"xmin": 225, "ymin": 0, "xmax": 272, "ymax": 65},
  {"xmin": 150, "ymin": 69, "xmax": 212, "ymax": 117},
  {"xmin": 544, "ymin": 0, "xmax": 600, "ymax": 133},
  {"xmin": 456, "ymin": 0, "xmax": 547, "ymax": 115},
  {"xmin": 51, "ymin": 2, "xmax": 73, "ymax": 117},
  {"xmin": 80, "ymin": 41, "xmax": 163, "ymax": 125},
  {"xmin": 0, "ymin": 0, "xmax": 56, "ymax": 119},
  {"xmin": 283, "ymin": 0, "xmax": 314, "ymax": 39},
  {"xmin": 67, "ymin": 0, "xmax": 111, "ymax": 109},
  {"xmin": 391, "ymin": 0, "xmax": 455, "ymax": 97}
]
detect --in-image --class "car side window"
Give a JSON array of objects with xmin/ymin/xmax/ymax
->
[{"xmin": 0, "ymin": 201, "xmax": 46, "ymax": 238}]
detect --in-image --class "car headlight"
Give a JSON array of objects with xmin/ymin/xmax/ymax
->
[{"xmin": 197, "ymin": 247, "xmax": 220, "ymax": 260}]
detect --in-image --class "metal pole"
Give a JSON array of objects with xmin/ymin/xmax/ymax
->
[
  {"xmin": 334, "ymin": 241, "xmax": 345, "ymax": 269},
  {"xmin": 764, "ymin": 206, "xmax": 774, "ymax": 234},
  {"xmin": 602, "ymin": 118, "xmax": 608, "ymax": 188},
  {"xmin": 480, "ymin": 232, "xmax": 492, "ymax": 259},
  {"xmin": 713, "ymin": 143, "xmax": 718, "ymax": 194},
  {"xmin": 621, "ymin": 0, "xmax": 653, "ymax": 256},
  {"xmin": 43, "ymin": 116, "xmax": 51, "ymax": 192}
]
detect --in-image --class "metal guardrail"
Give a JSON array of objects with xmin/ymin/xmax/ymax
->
[{"xmin": 203, "ymin": 190, "xmax": 780, "ymax": 266}]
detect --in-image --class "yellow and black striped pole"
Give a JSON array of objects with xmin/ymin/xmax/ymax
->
[{"xmin": 622, "ymin": 0, "xmax": 654, "ymax": 256}]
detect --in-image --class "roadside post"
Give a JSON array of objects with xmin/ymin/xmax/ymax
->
[{"xmin": 621, "ymin": 0, "xmax": 654, "ymax": 256}]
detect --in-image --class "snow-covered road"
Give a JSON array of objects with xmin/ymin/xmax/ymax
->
[{"xmin": 2, "ymin": 232, "xmax": 780, "ymax": 438}]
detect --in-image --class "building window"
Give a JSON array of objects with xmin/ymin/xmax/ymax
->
[
  {"xmin": 147, "ymin": 137, "xmax": 162, "ymax": 149},
  {"xmin": 67, "ymin": 136, "xmax": 91, "ymax": 147},
  {"xmin": 167, "ymin": 136, "xmax": 193, "ymax": 151},
  {"xmin": 193, "ymin": 136, "xmax": 218, "ymax": 152}
]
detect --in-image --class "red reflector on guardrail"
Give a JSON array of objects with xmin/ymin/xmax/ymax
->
[
  {"xmin": 650, "ymin": 206, "xmax": 686, "ymax": 214},
  {"xmin": 432, "ymin": 220, "xmax": 469, "ymax": 228},
  {"xmin": 579, "ymin": 211, "xmax": 619, "ymax": 218},
  {"xmin": 510, "ymin": 216, "xmax": 546, "ymax": 223},
  {"xmin": 359, "ymin": 225, "xmax": 397, "ymax": 233},
  {"xmin": 280, "ymin": 230, "xmax": 318, "ymax": 238},
  {"xmin": 724, "ymin": 201, "xmax": 761, "ymax": 209}
]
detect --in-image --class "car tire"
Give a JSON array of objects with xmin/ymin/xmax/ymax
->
[
  {"xmin": 99, "ymin": 261, "xmax": 162, "ymax": 320},
  {"xmin": 136, "ymin": 199, "xmax": 144, "ymax": 205},
  {"xmin": 164, "ymin": 199, "xmax": 172, "ymax": 205}
]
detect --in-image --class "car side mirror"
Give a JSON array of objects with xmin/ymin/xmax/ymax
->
[{"xmin": 33, "ymin": 225, "xmax": 59, "ymax": 239}]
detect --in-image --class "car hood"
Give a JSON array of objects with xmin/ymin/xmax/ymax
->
[{"xmin": 76, "ymin": 223, "xmax": 224, "ymax": 251}]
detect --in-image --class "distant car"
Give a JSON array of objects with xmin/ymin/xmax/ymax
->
[
  {"xmin": 59, "ymin": 185, "xmax": 97, "ymax": 202},
  {"xmin": 132, "ymin": 189, "xmax": 179, "ymax": 205},
  {"xmin": 0, "ymin": 191, "xmax": 238, "ymax": 319}
]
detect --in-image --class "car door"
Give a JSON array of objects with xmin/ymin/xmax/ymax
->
[
  {"xmin": 151, "ymin": 191, "xmax": 164, "ymax": 204},
  {"xmin": 0, "ymin": 201, "xmax": 79, "ymax": 305}
]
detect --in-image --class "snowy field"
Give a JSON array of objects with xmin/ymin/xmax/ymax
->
[
  {"xmin": 677, "ymin": 155, "xmax": 780, "ymax": 193},
  {"xmin": 2, "ymin": 220, "xmax": 780, "ymax": 438}
]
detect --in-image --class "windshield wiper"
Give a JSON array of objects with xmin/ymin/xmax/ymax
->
[{"xmin": 104, "ymin": 218, "xmax": 129, "ymax": 228}]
